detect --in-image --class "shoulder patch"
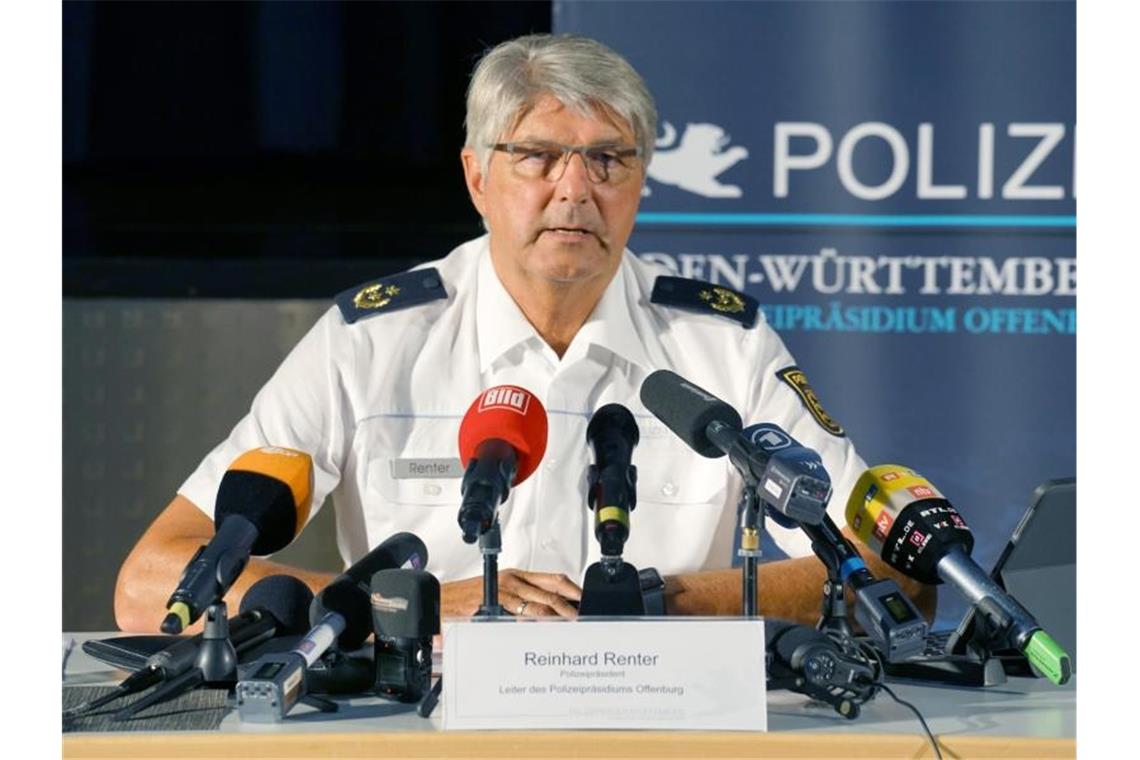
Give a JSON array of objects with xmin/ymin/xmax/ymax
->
[
  {"xmin": 776, "ymin": 366, "xmax": 846, "ymax": 437},
  {"xmin": 335, "ymin": 268, "xmax": 447, "ymax": 324},
  {"xmin": 649, "ymin": 276, "xmax": 758, "ymax": 328}
]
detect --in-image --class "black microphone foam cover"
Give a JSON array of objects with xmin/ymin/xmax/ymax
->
[
  {"xmin": 767, "ymin": 619, "xmax": 834, "ymax": 668},
  {"xmin": 312, "ymin": 580, "xmax": 374, "ymax": 652},
  {"xmin": 587, "ymin": 403, "xmax": 640, "ymax": 449},
  {"xmin": 370, "ymin": 569, "xmax": 441, "ymax": 640},
  {"xmin": 341, "ymin": 532, "xmax": 430, "ymax": 587},
  {"xmin": 215, "ymin": 471, "xmax": 299, "ymax": 556},
  {"xmin": 238, "ymin": 574, "xmax": 314, "ymax": 635},
  {"xmin": 639, "ymin": 370, "xmax": 741, "ymax": 458}
]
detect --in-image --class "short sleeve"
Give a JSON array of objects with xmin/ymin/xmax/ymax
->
[{"xmin": 741, "ymin": 320, "xmax": 868, "ymax": 559}]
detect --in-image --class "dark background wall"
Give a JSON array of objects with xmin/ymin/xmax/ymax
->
[
  {"xmin": 64, "ymin": 0, "xmax": 551, "ymax": 297},
  {"xmin": 63, "ymin": 0, "xmax": 552, "ymax": 631}
]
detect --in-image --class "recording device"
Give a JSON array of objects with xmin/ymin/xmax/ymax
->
[
  {"xmin": 456, "ymin": 385, "xmax": 548, "ymax": 543},
  {"xmin": 846, "ymin": 465, "xmax": 1072, "ymax": 685},
  {"xmin": 162, "ymin": 447, "xmax": 314, "ymax": 634},
  {"xmin": 742, "ymin": 423, "xmax": 926, "ymax": 662},
  {"xmin": 639, "ymin": 370, "xmax": 829, "ymax": 525},
  {"xmin": 94, "ymin": 575, "xmax": 313, "ymax": 720},
  {"xmin": 235, "ymin": 611, "xmax": 344, "ymax": 722},
  {"xmin": 765, "ymin": 618, "xmax": 879, "ymax": 720},
  {"xmin": 371, "ymin": 569, "xmax": 440, "ymax": 704},
  {"xmin": 309, "ymin": 531, "xmax": 430, "ymax": 652}
]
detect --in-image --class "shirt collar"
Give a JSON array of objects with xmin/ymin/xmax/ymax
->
[
  {"xmin": 568, "ymin": 254, "xmax": 653, "ymax": 371},
  {"xmin": 475, "ymin": 243, "xmax": 653, "ymax": 373},
  {"xmin": 476, "ymin": 244, "xmax": 544, "ymax": 373}
]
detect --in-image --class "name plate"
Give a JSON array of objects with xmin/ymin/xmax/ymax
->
[{"xmin": 441, "ymin": 617, "xmax": 767, "ymax": 730}]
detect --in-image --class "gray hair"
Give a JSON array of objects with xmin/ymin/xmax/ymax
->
[{"xmin": 465, "ymin": 34, "xmax": 657, "ymax": 174}]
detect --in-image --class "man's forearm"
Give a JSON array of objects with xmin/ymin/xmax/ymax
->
[
  {"xmin": 665, "ymin": 552, "xmax": 936, "ymax": 626},
  {"xmin": 114, "ymin": 535, "xmax": 335, "ymax": 633},
  {"xmin": 665, "ymin": 554, "xmax": 836, "ymax": 623}
]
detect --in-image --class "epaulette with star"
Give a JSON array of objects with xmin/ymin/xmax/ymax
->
[
  {"xmin": 649, "ymin": 276, "xmax": 758, "ymax": 328},
  {"xmin": 335, "ymin": 268, "xmax": 448, "ymax": 324}
]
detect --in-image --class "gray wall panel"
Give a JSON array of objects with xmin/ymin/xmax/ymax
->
[{"xmin": 63, "ymin": 299, "xmax": 343, "ymax": 631}]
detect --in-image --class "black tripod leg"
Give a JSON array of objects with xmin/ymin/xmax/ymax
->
[
  {"xmin": 418, "ymin": 677, "xmax": 442, "ymax": 718},
  {"xmin": 115, "ymin": 669, "xmax": 204, "ymax": 720}
]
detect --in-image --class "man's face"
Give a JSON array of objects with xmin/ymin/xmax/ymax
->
[{"xmin": 461, "ymin": 94, "xmax": 644, "ymax": 288}]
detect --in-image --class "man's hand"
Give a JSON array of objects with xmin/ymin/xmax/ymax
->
[{"xmin": 442, "ymin": 570, "xmax": 581, "ymax": 619}]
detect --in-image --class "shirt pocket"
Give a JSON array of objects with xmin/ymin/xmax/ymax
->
[
  {"xmin": 619, "ymin": 426, "xmax": 734, "ymax": 574},
  {"xmin": 360, "ymin": 417, "xmax": 480, "ymax": 579},
  {"xmin": 363, "ymin": 416, "xmax": 465, "ymax": 508}
]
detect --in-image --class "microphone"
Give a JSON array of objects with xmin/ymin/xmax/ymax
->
[
  {"xmin": 742, "ymin": 423, "xmax": 926, "ymax": 662},
  {"xmin": 309, "ymin": 531, "xmax": 431, "ymax": 652},
  {"xmin": 235, "ymin": 609, "xmax": 345, "ymax": 723},
  {"xmin": 639, "ymin": 370, "xmax": 829, "ymax": 525},
  {"xmin": 586, "ymin": 403, "xmax": 640, "ymax": 558},
  {"xmin": 370, "ymin": 568, "xmax": 440, "ymax": 704},
  {"xmin": 579, "ymin": 403, "xmax": 646, "ymax": 617},
  {"xmin": 765, "ymin": 618, "xmax": 878, "ymax": 720},
  {"xmin": 162, "ymin": 447, "xmax": 314, "ymax": 634},
  {"xmin": 846, "ymin": 465, "xmax": 1072, "ymax": 685},
  {"xmin": 235, "ymin": 531, "xmax": 428, "ymax": 725},
  {"xmin": 104, "ymin": 574, "xmax": 313, "ymax": 720},
  {"xmin": 456, "ymin": 385, "xmax": 548, "ymax": 543}
]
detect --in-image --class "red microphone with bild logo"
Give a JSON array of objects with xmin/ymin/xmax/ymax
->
[{"xmin": 456, "ymin": 385, "xmax": 548, "ymax": 543}]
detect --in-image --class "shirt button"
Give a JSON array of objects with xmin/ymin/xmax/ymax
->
[
  {"xmin": 545, "ymin": 458, "xmax": 558, "ymax": 470},
  {"xmin": 539, "ymin": 538, "xmax": 555, "ymax": 550},
  {"xmin": 424, "ymin": 483, "xmax": 442, "ymax": 496},
  {"xmin": 661, "ymin": 482, "xmax": 679, "ymax": 498}
]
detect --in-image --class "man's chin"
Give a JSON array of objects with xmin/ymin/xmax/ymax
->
[{"xmin": 529, "ymin": 244, "xmax": 613, "ymax": 285}]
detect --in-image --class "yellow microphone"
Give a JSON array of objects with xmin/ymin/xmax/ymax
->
[
  {"xmin": 846, "ymin": 465, "xmax": 1071, "ymax": 686},
  {"xmin": 162, "ymin": 446, "xmax": 314, "ymax": 634}
]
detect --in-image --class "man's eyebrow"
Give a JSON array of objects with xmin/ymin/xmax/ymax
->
[{"xmin": 511, "ymin": 135, "xmax": 630, "ymax": 147}]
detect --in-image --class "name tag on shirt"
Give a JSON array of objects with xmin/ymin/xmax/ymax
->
[{"xmin": 391, "ymin": 458, "xmax": 464, "ymax": 479}]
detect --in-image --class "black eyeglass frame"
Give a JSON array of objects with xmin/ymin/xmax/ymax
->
[{"xmin": 488, "ymin": 141, "xmax": 643, "ymax": 184}]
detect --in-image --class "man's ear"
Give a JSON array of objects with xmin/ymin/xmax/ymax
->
[{"xmin": 460, "ymin": 147, "xmax": 487, "ymax": 218}]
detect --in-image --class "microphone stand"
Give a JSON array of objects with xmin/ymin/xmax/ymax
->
[
  {"xmin": 810, "ymin": 539, "xmax": 857, "ymax": 645},
  {"xmin": 423, "ymin": 514, "xmax": 505, "ymax": 720},
  {"xmin": 475, "ymin": 520, "xmax": 506, "ymax": 618},
  {"xmin": 737, "ymin": 485, "xmax": 762, "ymax": 618},
  {"xmin": 116, "ymin": 602, "xmax": 241, "ymax": 720}
]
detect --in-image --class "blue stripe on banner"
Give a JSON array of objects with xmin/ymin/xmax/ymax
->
[{"xmin": 636, "ymin": 213, "xmax": 1077, "ymax": 229}]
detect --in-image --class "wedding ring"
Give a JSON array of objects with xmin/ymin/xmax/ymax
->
[{"xmin": 515, "ymin": 600, "xmax": 530, "ymax": 615}]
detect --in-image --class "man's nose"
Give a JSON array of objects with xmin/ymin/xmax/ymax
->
[{"xmin": 553, "ymin": 151, "xmax": 591, "ymax": 203}]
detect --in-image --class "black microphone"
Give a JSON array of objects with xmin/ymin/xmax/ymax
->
[
  {"xmin": 579, "ymin": 403, "xmax": 645, "ymax": 617},
  {"xmin": 765, "ymin": 619, "xmax": 877, "ymax": 720},
  {"xmin": 107, "ymin": 575, "xmax": 314, "ymax": 720},
  {"xmin": 370, "ymin": 568, "xmax": 440, "ymax": 704},
  {"xmin": 162, "ymin": 447, "xmax": 314, "ymax": 633},
  {"xmin": 309, "ymin": 532, "xmax": 431, "ymax": 652},
  {"xmin": 235, "ymin": 609, "xmax": 348, "ymax": 723},
  {"xmin": 640, "ymin": 370, "xmax": 829, "ymax": 525},
  {"xmin": 586, "ymin": 403, "xmax": 640, "ymax": 558},
  {"xmin": 741, "ymin": 423, "xmax": 926, "ymax": 662}
]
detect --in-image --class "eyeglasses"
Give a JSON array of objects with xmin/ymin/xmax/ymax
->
[{"xmin": 489, "ymin": 141, "xmax": 642, "ymax": 185}]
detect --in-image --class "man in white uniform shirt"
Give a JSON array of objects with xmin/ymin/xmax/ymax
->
[{"xmin": 115, "ymin": 34, "xmax": 933, "ymax": 631}]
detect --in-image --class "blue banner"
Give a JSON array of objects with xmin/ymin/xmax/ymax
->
[{"xmin": 556, "ymin": 0, "xmax": 1076, "ymax": 626}]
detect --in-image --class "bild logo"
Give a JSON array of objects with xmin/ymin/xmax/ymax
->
[
  {"xmin": 645, "ymin": 121, "xmax": 749, "ymax": 198},
  {"xmin": 479, "ymin": 387, "xmax": 531, "ymax": 415}
]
